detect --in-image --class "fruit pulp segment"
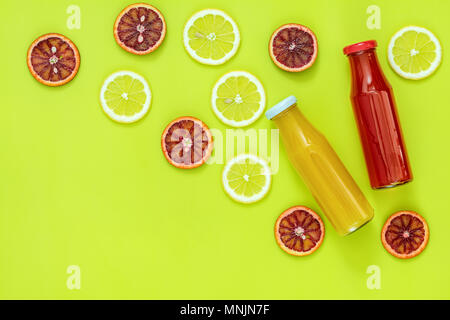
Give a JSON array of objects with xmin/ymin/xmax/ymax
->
[
  {"xmin": 278, "ymin": 209, "xmax": 322, "ymax": 252},
  {"xmin": 117, "ymin": 6, "xmax": 164, "ymax": 52},
  {"xmin": 226, "ymin": 159, "xmax": 267, "ymax": 197},
  {"xmin": 188, "ymin": 14, "xmax": 235, "ymax": 59},
  {"xmin": 164, "ymin": 120, "xmax": 209, "ymax": 165},
  {"xmin": 215, "ymin": 76, "xmax": 261, "ymax": 121},
  {"xmin": 104, "ymin": 75, "xmax": 147, "ymax": 116},
  {"xmin": 392, "ymin": 30, "xmax": 437, "ymax": 73},
  {"xmin": 385, "ymin": 214, "xmax": 426, "ymax": 255},
  {"xmin": 30, "ymin": 37, "xmax": 77, "ymax": 82},
  {"xmin": 273, "ymin": 106, "xmax": 373, "ymax": 235},
  {"xmin": 272, "ymin": 27, "xmax": 315, "ymax": 68}
]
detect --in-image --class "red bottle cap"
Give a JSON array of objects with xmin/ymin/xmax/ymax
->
[{"xmin": 343, "ymin": 40, "xmax": 377, "ymax": 55}]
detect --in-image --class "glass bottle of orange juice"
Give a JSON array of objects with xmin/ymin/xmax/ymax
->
[{"xmin": 266, "ymin": 96, "xmax": 373, "ymax": 235}]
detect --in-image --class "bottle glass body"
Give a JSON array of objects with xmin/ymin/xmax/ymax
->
[
  {"xmin": 272, "ymin": 104, "xmax": 374, "ymax": 235},
  {"xmin": 347, "ymin": 48, "xmax": 412, "ymax": 189}
]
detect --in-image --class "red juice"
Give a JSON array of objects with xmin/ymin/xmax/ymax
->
[{"xmin": 344, "ymin": 40, "xmax": 412, "ymax": 189}]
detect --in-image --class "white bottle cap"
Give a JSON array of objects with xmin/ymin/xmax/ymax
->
[{"xmin": 265, "ymin": 96, "xmax": 297, "ymax": 120}]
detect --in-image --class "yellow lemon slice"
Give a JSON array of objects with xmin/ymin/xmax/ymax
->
[
  {"xmin": 222, "ymin": 154, "xmax": 271, "ymax": 204},
  {"xmin": 100, "ymin": 71, "xmax": 151, "ymax": 123},
  {"xmin": 212, "ymin": 71, "xmax": 266, "ymax": 127},
  {"xmin": 183, "ymin": 9, "xmax": 240, "ymax": 65},
  {"xmin": 388, "ymin": 26, "xmax": 442, "ymax": 80}
]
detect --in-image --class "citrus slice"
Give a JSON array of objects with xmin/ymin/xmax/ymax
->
[
  {"xmin": 388, "ymin": 26, "xmax": 442, "ymax": 80},
  {"xmin": 211, "ymin": 71, "xmax": 266, "ymax": 127},
  {"xmin": 161, "ymin": 116, "xmax": 213, "ymax": 169},
  {"xmin": 100, "ymin": 71, "xmax": 151, "ymax": 123},
  {"xmin": 114, "ymin": 3, "xmax": 166, "ymax": 55},
  {"xmin": 27, "ymin": 33, "xmax": 80, "ymax": 86},
  {"xmin": 381, "ymin": 211, "xmax": 429, "ymax": 259},
  {"xmin": 222, "ymin": 154, "xmax": 271, "ymax": 204},
  {"xmin": 269, "ymin": 24, "xmax": 318, "ymax": 72},
  {"xmin": 183, "ymin": 9, "xmax": 240, "ymax": 65},
  {"xmin": 275, "ymin": 206, "xmax": 325, "ymax": 256}
]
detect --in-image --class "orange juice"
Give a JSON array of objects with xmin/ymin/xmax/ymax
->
[{"xmin": 266, "ymin": 96, "xmax": 373, "ymax": 235}]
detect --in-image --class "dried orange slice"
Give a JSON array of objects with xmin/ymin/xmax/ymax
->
[
  {"xmin": 269, "ymin": 24, "xmax": 318, "ymax": 72},
  {"xmin": 114, "ymin": 3, "xmax": 166, "ymax": 55},
  {"xmin": 27, "ymin": 33, "xmax": 80, "ymax": 86},
  {"xmin": 275, "ymin": 206, "xmax": 325, "ymax": 256},
  {"xmin": 381, "ymin": 211, "xmax": 429, "ymax": 259},
  {"xmin": 161, "ymin": 117, "xmax": 213, "ymax": 169}
]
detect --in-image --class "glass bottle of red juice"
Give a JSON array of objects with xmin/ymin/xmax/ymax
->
[{"xmin": 343, "ymin": 40, "xmax": 413, "ymax": 189}]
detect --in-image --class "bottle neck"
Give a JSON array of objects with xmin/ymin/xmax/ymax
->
[
  {"xmin": 272, "ymin": 104, "xmax": 309, "ymax": 130},
  {"xmin": 273, "ymin": 104, "xmax": 300, "ymax": 121},
  {"xmin": 347, "ymin": 48, "xmax": 390, "ymax": 92}
]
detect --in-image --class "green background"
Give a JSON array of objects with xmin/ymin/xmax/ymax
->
[{"xmin": 1, "ymin": 0, "xmax": 449, "ymax": 299}]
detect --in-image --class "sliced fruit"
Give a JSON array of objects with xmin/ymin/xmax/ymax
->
[
  {"xmin": 114, "ymin": 3, "xmax": 166, "ymax": 55},
  {"xmin": 275, "ymin": 206, "xmax": 324, "ymax": 256},
  {"xmin": 27, "ymin": 33, "xmax": 80, "ymax": 86},
  {"xmin": 211, "ymin": 71, "xmax": 266, "ymax": 127},
  {"xmin": 269, "ymin": 24, "xmax": 318, "ymax": 72},
  {"xmin": 222, "ymin": 154, "xmax": 271, "ymax": 203},
  {"xmin": 388, "ymin": 26, "xmax": 442, "ymax": 80},
  {"xmin": 183, "ymin": 9, "xmax": 240, "ymax": 65},
  {"xmin": 161, "ymin": 116, "xmax": 213, "ymax": 169},
  {"xmin": 100, "ymin": 71, "xmax": 151, "ymax": 123},
  {"xmin": 381, "ymin": 211, "xmax": 429, "ymax": 259}
]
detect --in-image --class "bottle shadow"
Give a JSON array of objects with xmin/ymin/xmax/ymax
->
[{"xmin": 333, "ymin": 181, "xmax": 422, "ymax": 270}]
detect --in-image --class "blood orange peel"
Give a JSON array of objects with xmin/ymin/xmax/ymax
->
[
  {"xmin": 114, "ymin": 3, "xmax": 166, "ymax": 55},
  {"xmin": 275, "ymin": 206, "xmax": 324, "ymax": 256},
  {"xmin": 27, "ymin": 33, "xmax": 80, "ymax": 86},
  {"xmin": 161, "ymin": 116, "xmax": 213, "ymax": 169},
  {"xmin": 381, "ymin": 211, "xmax": 429, "ymax": 259},
  {"xmin": 269, "ymin": 24, "xmax": 318, "ymax": 72}
]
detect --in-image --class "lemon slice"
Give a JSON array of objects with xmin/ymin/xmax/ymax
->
[
  {"xmin": 388, "ymin": 26, "xmax": 442, "ymax": 80},
  {"xmin": 100, "ymin": 71, "xmax": 151, "ymax": 123},
  {"xmin": 212, "ymin": 71, "xmax": 266, "ymax": 127},
  {"xmin": 222, "ymin": 154, "xmax": 271, "ymax": 204},
  {"xmin": 183, "ymin": 9, "xmax": 240, "ymax": 65}
]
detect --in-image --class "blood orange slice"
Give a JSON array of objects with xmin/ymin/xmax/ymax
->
[
  {"xmin": 27, "ymin": 33, "xmax": 80, "ymax": 86},
  {"xmin": 114, "ymin": 3, "xmax": 166, "ymax": 55},
  {"xmin": 381, "ymin": 211, "xmax": 429, "ymax": 259},
  {"xmin": 161, "ymin": 117, "xmax": 213, "ymax": 169},
  {"xmin": 275, "ymin": 206, "xmax": 325, "ymax": 256},
  {"xmin": 269, "ymin": 24, "xmax": 318, "ymax": 72}
]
